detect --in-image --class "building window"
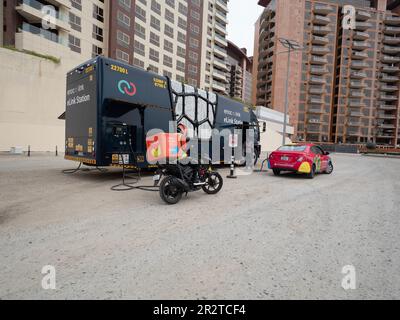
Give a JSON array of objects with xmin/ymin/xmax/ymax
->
[
  {"xmin": 165, "ymin": 9, "xmax": 175, "ymax": 24},
  {"xmin": 177, "ymin": 46, "xmax": 186, "ymax": 58},
  {"xmin": 116, "ymin": 49, "xmax": 130, "ymax": 63},
  {"xmin": 92, "ymin": 45, "xmax": 103, "ymax": 58},
  {"xmin": 151, "ymin": 0, "xmax": 161, "ymax": 15},
  {"xmin": 71, "ymin": 0, "xmax": 82, "ymax": 11},
  {"xmin": 149, "ymin": 48, "xmax": 159, "ymax": 62},
  {"xmin": 92, "ymin": 25, "xmax": 104, "ymax": 42},
  {"xmin": 117, "ymin": 30, "xmax": 130, "ymax": 47},
  {"xmin": 118, "ymin": 11, "xmax": 131, "ymax": 28},
  {"xmin": 178, "ymin": 17, "xmax": 187, "ymax": 30},
  {"xmin": 135, "ymin": 5, "xmax": 147, "ymax": 23},
  {"xmin": 177, "ymin": 61, "xmax": 185, "ymax": 72},
  {"xmin": 134, "ymin": 58, "xmax": 145, "ymax": 69},
  {"xmin": 177, "ymin": 31, "xmax": 186, "ymax": 44},
  {"xmin": 164, "ymin": 55, "xmax": 173, "ymax": 68},
  {"xmin": 69, "ymin": 35, "xmax": 81, "ymax": 53},
  {"xmin": 150, "ymin": 16, "xmax": 160, "ymax": 31},
  {"xmin": 134, "ymin": 40, "xmax": 145, "ymax": 56},
  {"xmin": 69, "ymin": 13, "xmax": 81, "ymax": 32},
  {"xmin": 118, "ymin": 0, "xmax": 132, "ymax": 10},
  {"xmin": 135, "ymin": 22, "xmax": 146, "ymax": 40},
  {"xmin": 150, "ymin": 32, "xmax": 160, "ymax": 46},
  {"xmin": 93, "ymin": 4, "xmax": 104, "ymax": 23},
  {"xmin": 164, "ymin": 39, "xmax": 174, "ymax": 53},
  {"xmin": 164, "ymin": 24, "xmax": 174, "ymax": 38}
]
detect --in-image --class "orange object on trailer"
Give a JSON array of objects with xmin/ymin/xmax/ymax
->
[{"xmin": 146, "ymin": 124, "xmax": 188, "ymax": 163}]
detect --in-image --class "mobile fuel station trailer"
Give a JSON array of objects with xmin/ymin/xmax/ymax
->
[{"xmin": 64, "ymin": 57, "xmax": 260, "ymax": 168}]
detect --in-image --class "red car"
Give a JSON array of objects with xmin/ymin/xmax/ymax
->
[{"xmin": 268, "ymin": 143, "xmax": 333, "ymax": 179}]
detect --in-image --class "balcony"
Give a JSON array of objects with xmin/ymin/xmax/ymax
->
[
  {"xmin": 309, "ymin": 97, "xmax": 324, "ymax": 104},
  {"xmin": 346, "ymin": 129, "xmax": 362, "ymax": 136},
  {"xmin": 214, "ymin": 45, "xmax": 227, "ymax": 58},
  {"xmin": 16, "ymin": 0, "xmax": 71, "ymax": 32},
  {"xmin": 355, "ymin": 22, "xmax": 372, "ymax": 31},
  {"xmin": 351, "ymin": 61, "xmax": 369, "ymax": 69},
  {"xmin": 310, "ymin": 76, "xmax": 326, "ymax": 85},
  {"xmin": 381, "ymin": 74, "xmax": 400, "ymax": 82},
  {"xmin": 350, "ymin": 81, "xmax": 366, "ymax": 88},
  {"xmin": 382, "ymin": 65, "xmax": 400, "ymax": 73},
  {"xmin": 381, "ymin": 55, "xmax": 400, "ymax": 63},
  {"xmin": 378, "ymin": 123, "xmax": 396, "ymax": 129},
  {"xmin": 312, "ymin": 35, "xmax": 329, "ymax": 45},
  {"xmin": 313, "ymin": 26, "xmax": 331, "ymax": 35},
  {"xmin": 309, "ymin": 86, "xmax": 326, "ymax": 94},
  {"xmin": 356, "ymin": 11, "xmax": 372, "ymax": 21},
  {"xmin": 377, "ymin": 114, "xmax": 397, "ymax": 119},
  {"xmin": 352, "ymin": 51, "xmax": 368, "ymax": 60},
  {"xmin": 349, "ymin": 111, "xmax": 363, "ymax": 117},
  {"xmin": 380, "ymin": 94, "xmax": 398, "ymax": 101},
  {"xmin": 213, "ymin": 69, "xmax": 227, "ymax": 82},
  {"xmin": 308, "ymin": 108, "xmax": 325, "ymax": 114},
  {"xmin": 383, "ymin": 36, "xmax": 400, "ymax": 45},
  {"xmin": 215, "ymin": 9, "xmax": 227, "ymax": 24},
  {"xmin": 353, "ymin": 41, "xmax": 370, "ymax": 50},
  {"xmin": 310, "ymin": 66, "xmax": 328, "ymax": 75},
  {"xmin": 378, "ymin": 104, "xmax": 398, "ymax": 110},
  {"xmin": 15, "ymin": 23, "xmax": 70, "ymax": 56},
  {"xmin": 314, "ymin": 4, "xmax": 333, "ymax": 15},
  {"xmin": 384, "ymin": 15, "xmax": 400, "ymax": 26},
  {"xmin": 213, "ymin": 56, "xmax": 228, "ymax": 70},
  {"xmin": 313, "ymin": 15, "xmax": 330, "ymax": 25},
  {"xmin": 350, "ymin": 71, "xmax": 367, "ymax": 79},
  {"xmin": 348, "ymin": 100, "xmax": 366, "ymax": 108},
  {"xmin": 211, "ymin": 80, "xmax": 226, "ymax": 93},
  {"xmin": 383, "ymin": 45, "xmax": 400, "ymax": 54},
  {"xmin": 216, "ymin": 0, "xmax": 228, "ymax": 12},
  {"xmin": 311, "ymin": 45, "xmax": 330, "ymax": 55},
  {"xmin": 310, "ymin": 55, "xmax": 328, "ymax": 65},
  {"xmin": 215, "ymin": 21, "xmax": 227, "ymax": 35},
  {"xmin": 353, "ymin": 31, "xmax": 369, "ymax": 41},
  {"xmin": 214, "ymin": 33, "xmax": 227, "ymax": 46},
  {"xmin": 384, "ymin": 26, "xmax": 400, "ymax": 34},
  {"xmin": 381, "ymin": 84, "xmax": 399, "ymax": 92},
  {"xmin": 350, "ymin": 90, "xmax": 364, "ymax": 98}
]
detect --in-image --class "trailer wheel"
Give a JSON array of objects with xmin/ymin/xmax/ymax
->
[{"xmin": 160, "ymin": 176, "xmax": 183, "ymax": 205}]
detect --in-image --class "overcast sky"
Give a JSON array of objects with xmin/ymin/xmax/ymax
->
[{"xmin": 226, "ymin": 0, "xmax": 264, "ymax": 57}]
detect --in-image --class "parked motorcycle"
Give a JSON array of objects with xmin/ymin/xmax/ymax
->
[{"xmin": 153, "ymin": 161, "xmax": 223, "ymax": 205}]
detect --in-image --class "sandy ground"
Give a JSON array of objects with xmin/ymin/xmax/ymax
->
[{"xmin": 0, "ymin": 153, "xmax": 399, "ymax": 300}]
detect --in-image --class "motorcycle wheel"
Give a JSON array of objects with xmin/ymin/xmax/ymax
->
[
  {"xmin": 160, "ymin": 176, "xmax": 183, "ymax": 205},
  {"xmin": 202, "ymin": 172, "xmax": 223, "ymax": 195}
]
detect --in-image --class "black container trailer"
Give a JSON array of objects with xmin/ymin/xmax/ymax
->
[{"xmin": 64, "ymin": 57, "xmax": 260, "ymax": 168}]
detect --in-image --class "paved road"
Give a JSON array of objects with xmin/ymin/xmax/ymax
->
[{"xmin": 0, "ymin": 154, "xmax": 399, "ymax": 299}]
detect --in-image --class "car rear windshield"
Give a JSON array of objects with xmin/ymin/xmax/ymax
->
[{"xmin": 278, "ymin": 145, "xmax": 307, "ymax": 152}]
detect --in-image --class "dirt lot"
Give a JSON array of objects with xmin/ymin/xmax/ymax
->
[{"xmin": 0, "ymin": 153, "xmax": 399, "ymax": 299}]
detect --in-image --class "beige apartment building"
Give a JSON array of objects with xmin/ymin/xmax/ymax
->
[
  {"xmin": 0, "ymin": 0, "xmax": 230, "ymax": 151},
  {"xmin": 254, "ymin": 0, "xmax": 400, "ymax": 147}
]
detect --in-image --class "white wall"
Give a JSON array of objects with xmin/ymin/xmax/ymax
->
[{"xmin": 0, "ymin": 48, "xmax": 83, "ymax": 152}]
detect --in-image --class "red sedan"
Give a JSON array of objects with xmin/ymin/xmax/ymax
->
[{"xmin": 268, "ymin": 143, "xmax": 333, "ymax": 179}]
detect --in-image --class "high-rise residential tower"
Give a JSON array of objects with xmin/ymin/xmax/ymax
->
[
  {"xmin": 254, "ymin": 0, "xmax": 400, "ymax": 147},
  {"xmin": 1, "ymin": 0, "xmax": 230, "ymax": 93}
]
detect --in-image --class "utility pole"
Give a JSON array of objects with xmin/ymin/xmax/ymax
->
[{"xmin": 278, "ymin": 38, "xmax": 302, "ymax": 146}]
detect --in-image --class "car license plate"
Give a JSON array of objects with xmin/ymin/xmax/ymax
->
[
  {"xmin": 153, "ymin": 174, "xmax": 161, "ymax": 181},
  {"xmin": 281, "ymin": 156, "xmax": 289, "ymax": 161}
]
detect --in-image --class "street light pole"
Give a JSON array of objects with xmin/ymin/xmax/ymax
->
[
  {"xmin": 282, "ymin": 45, "xmax": 291, "ymax": 146},
  {"xmin": 278, "ymin": 38, "xmax": 302, "ymax": 146}
]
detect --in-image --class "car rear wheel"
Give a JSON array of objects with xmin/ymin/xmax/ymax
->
[
  {"xmin": 307, "ymin": 165, "xmax": 316, "ymax": 179},
  {"xmin": 325, "ymin": 161, "xmax": 334, "ymax": 174},
  {"xmin": 273, "ymin": 169, "xmax": 281, "ymax": 176}
]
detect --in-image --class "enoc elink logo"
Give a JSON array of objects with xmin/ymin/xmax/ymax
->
[{"xmin": 118, "ymin": 80, "xmax": 137, "ymax": 96}]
